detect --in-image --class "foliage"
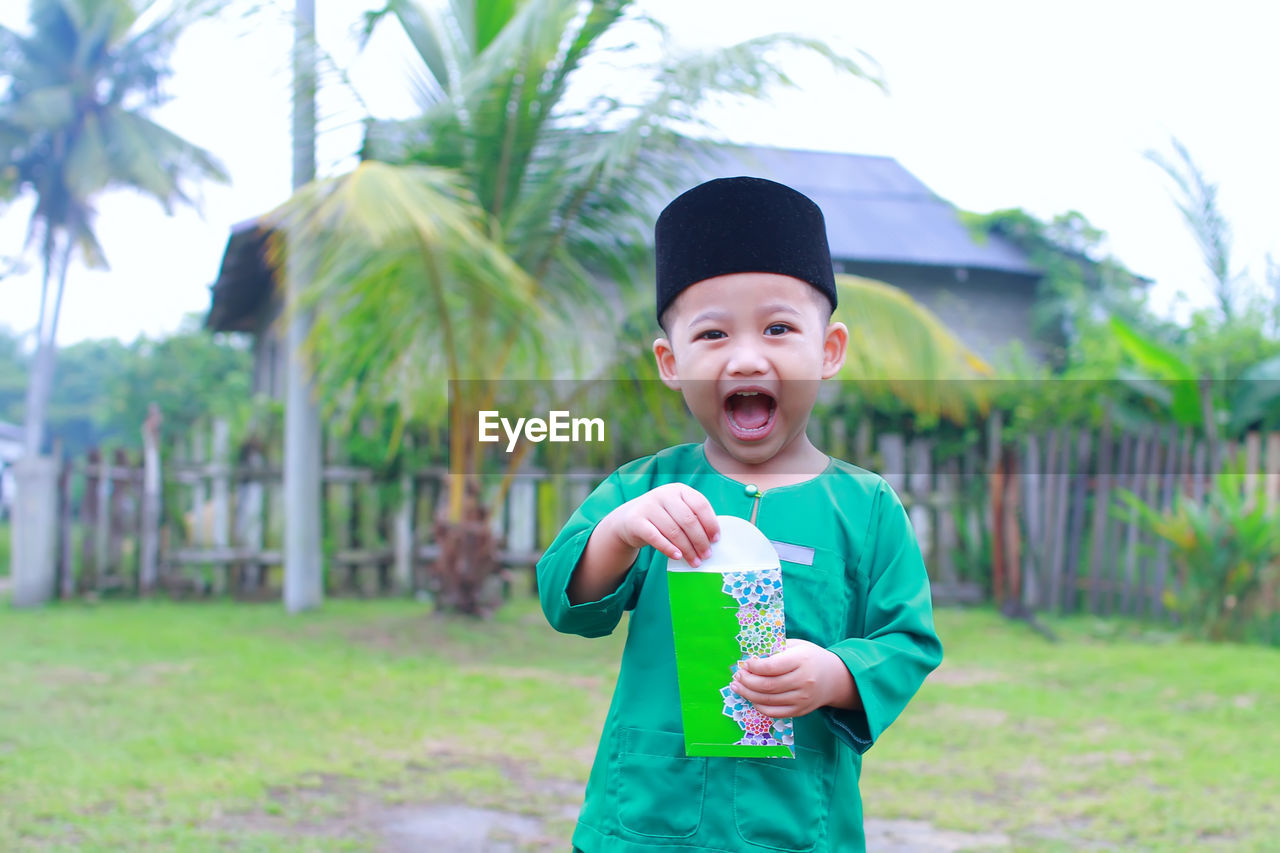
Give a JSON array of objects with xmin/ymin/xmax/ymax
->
[
  {"xmin": 962, "ymin": 207, "xmax": 1156, "ymax": 372},
  {"xmin": 0, "ymin": 326, "xmax": 26, "ymax": 426},
  {"xmin": 962, "ymin": 141, "xmax": 1280, "ymax": 441},
  {"xmin": 0, "ymin": 0, "xmax": 229, "ymax": 454},
  {"xmin": 0, "ymin": 320, "xmax": 252, "ymax": 459},
  {"xmin": 101, "ymin": 317, "xmax": 255, "ymax": 452},
  {"xmin": 1117, "ymin": 465, "xmax": 1280, "ymax": 644},
  {"xmin": 1146, "ymin": 138, "xmax": 1237, "ymax": 322}
]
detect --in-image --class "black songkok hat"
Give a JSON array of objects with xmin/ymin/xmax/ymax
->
[{"xmin": 654, "ymin": 176, "xmax": 837, "ymax": 324}]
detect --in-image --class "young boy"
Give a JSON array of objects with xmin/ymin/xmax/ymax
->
[{"xmin": 537, "ymin": 176, "xmax": 942, "ymax": 852}]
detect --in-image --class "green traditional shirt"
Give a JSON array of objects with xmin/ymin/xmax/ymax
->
[{"xmin": 537, "ymin": 443, "xmax": 942, "ymax": 853}]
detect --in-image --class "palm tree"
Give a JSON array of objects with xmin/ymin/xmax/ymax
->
[
  {"xmin": 0, "ymin": 0, "xmax": 229, "ymax": 459},
  {"xmin": 1, "ymin": 0, "xmax": 228, "ymax": 606},
  {"xmin": 267, "ymin": 0, "xmax": 988, "ymax": 612}
]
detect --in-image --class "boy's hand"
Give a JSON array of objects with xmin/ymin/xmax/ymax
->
[
  {"xmin": 730, "ymin": 638, "xmax": 861, "ymax": 717},
  {"xmin": 602, "ymin": 483, "xmax": 720, "ymax": 567}
]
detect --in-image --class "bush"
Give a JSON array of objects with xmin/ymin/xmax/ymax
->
[{"xmin": 1118, "ymin": 466, "xmax": 1280, "ymax": 644}]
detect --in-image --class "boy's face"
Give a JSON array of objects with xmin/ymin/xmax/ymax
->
[{"xmin": 653, "ymin": 272, "xmax": 848, "ymax": 470}]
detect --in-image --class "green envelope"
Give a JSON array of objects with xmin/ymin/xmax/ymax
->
[{"xmin": 667, "ymin": 515, "xmax": 795, "ymax": 758}]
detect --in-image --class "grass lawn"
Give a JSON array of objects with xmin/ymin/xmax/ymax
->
[{"xmin": 0, "ymin": 593, "xmax": 1276, "ymax": 851}]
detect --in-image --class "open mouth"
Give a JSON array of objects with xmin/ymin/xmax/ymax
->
[{"xmin": 724, "ymin": 389, "xmax": 777, "ymax": 441}]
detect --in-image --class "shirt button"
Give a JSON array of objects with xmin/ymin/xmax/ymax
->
[{"xmin": 744, "ymin": 484, "xmax": 760, "ymax": 497}]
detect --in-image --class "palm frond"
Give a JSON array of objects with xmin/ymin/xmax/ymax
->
[
  {"xmin": 263, "ymin": 161, "xmax": 551, "ymax": 425},
  {"xmin": 834, "ymin": 274, "xmax": 993, "ymax": 422}
]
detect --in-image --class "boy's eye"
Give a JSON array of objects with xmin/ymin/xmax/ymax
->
[
  {"xmin": 696, "ymin": 329, "xmax": 727, "ymax": 341},
  {"xmin": 764, "ymin": 323, "xmax": 792, "ymax": 336}
]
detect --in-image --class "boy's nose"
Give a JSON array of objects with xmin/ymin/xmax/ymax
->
[{"xmin": 726, "ymin": 342, "xmax": 769, "ymax": 376}]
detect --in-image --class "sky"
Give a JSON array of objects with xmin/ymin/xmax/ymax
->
[{"xmin": 1, "ymin": 0, "xmax": 1278, "ymax": 347}]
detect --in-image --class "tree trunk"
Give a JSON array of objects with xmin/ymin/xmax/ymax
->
[
  {"xmin": 431, "ymin": 473, "xmax": 505, "ymax": 617},
  {"xmin": 283, "ymin": 0, "xmax": 324, "ymax": 612},
  {"xmin": 21, "ymin": 236, "xmax": 67, "ymax": 457},
  {"xmin": 12, "ymin": 236, "xmax": 69, "ymax": 606}
]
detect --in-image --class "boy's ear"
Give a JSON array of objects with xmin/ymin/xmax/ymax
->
[
  {"xmin": 652, "ymin": 337, "xmax": 681, "ymax": 390},
  {"xmin": 821, "ymin": 321, "xmax": 849, "ymax": 379}
]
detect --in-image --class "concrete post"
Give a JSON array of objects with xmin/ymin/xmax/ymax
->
[{"xmin": 11, "ymin": 456, "xmax": 59, "ymax": 607}]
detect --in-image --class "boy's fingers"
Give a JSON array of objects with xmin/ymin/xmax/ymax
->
[
  {"xmin": 742, "ymin": 653, "xmax": 801, "ymax": 677},
  {"xmin": 665, "ymin": 494, "xmax": 716, "ymax": 555},
  {"xmin": 633, "ymin": 518, "xmax": 682, "ymax": 560},
  {"xmin": 680, "ymin": 488, "xmax": 721, "ymax": 543},
  {"xmin": 734, "ymin": 668, "xmax": 796, "ymax": 695},
  {"xmin": 731, "ymin": 682, "xmax": 802, "ymax": 715},
  {"xmin": 653, "ymin": 508, "xmax": 699, "ymax": 564},
  {"xmin": 667, "ymin": 494, "xmax": 713, "ymax": 559}
]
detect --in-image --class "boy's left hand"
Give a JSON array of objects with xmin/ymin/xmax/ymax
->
[{"xmin": 730, "ymin": 638, "xmax": 860, "ymax": 718}]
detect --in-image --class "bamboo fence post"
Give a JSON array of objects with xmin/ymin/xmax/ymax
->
[
  {"xmin": 1266, "ymin": 431, "xmax": 1280, "ymax": 513},
  {"xmin": 1107, "ymin": 431, "xmax": 1132, "ymax": 615},
  {"xmin": 963, "ymin": 442, "xmax": 983, "ymax": 584},
  {"xmin": 908, "ymin": 438, "xmax": 933, "ymax": 563},
  {"xmin": 57, "ymin": 461, "xmax": 74, "ymax": 599},
  {"xmin": 855, "ymin": 418, "xmax": 873, "ymax": 467},
  {"xmin": 1191, "ymin": 439, "xmax": 1207, "ymax": 503},
  {"xmin": 393, "ymin": 469, "xmax": 415, "ymax": 595},
  {"xmin": 1244, "ymin": 430, "xmax": 1262, "ymax": 509},
  {"xmin": 93, "ymin": 450, "xmax": 110, "ymax": 590},
  {"xmin": 212, "ymin": 419, "xmax": 231, "ymax": 594},
  {"xmin": 1040, "ymin": 428, "xmax": 1060, "ymax": 611},
  {"xmin": 1063, "ymin": 428, "xmax": 1091, "ymax": 614},
  {"xmin": 234, "ymin": 440, "xmax": 266, "ymax": 595},
  {"xmin": 1021, "ymin": 432, "xmax": 1042, "ymax": 610},
  {"xmin": 108, "ymin": 449, "xmax": 130, "ymax": 586},
  {"xmin": 1121, "ymin": 434, "xmax": 1148, "ymax": 615},
  {"xmin": 1087, "ymin": 411, "xmax": 1113, "ymax": 615},
  {"xmin": 878, "ymin": 433, "xmax": 905, "ymax": 495},
  {"xmin": 1047, "ymin": 428, "xmax": 1072, "ymax": 612},
  {"xmin": 828, "ymin": 416, "xmax": 847, "ymax": 462},
  {"xmin": 1136, "ymin": 432, "xmax": 1162, "ymax": 616},
  {"xmin": 937, "ymin": 457, "xmax": 959, "ymax": 585},
  {"xmin": 1153, "ymin": 425, "xmax": 1179, "ymax": 619},
  {"xmin": 139, "ymin": 405, "xmax": 162, "ymax": 595}
]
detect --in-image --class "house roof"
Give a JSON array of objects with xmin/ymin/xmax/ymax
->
[
  {"xmin": 205, "ymin": 222, "xmax": 274, "ymax": 333},
  {"xmin": 204, "ymin": 143, "xmax": 1040, "ymax": 332},
  {"xmin": 696, "ymin": 145, "xmax": 1040, "ymax": 277}
]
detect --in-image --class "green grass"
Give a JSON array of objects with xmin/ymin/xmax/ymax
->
[{"xmin": 0, "ymin": 596, "xmax": 1276, "ymax": 851}]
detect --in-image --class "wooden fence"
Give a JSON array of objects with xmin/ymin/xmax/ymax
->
[{"xmin": 44, "ymin": 414, "xmax": 1280, "ymax": 624}]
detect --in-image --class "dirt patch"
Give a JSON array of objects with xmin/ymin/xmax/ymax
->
[
  {"xmin": 206, "ymin": 754, "xmax": 584, "ymax": 849},
  {"xmin": 380, "ymin": 805, "xmax": 544, "ymax": 852},
  {"xmin": 927, "ymin": 663, "xmax": 1005, "ymax": 688},
  {"xmin": 864, "ymin": 819, "xmax": 1009, "ymax": 851},
  {"xmin": 921, "ymin": 705, "xmax": 1009, "ymax": 727},
  {"xmin": 1075, "ymin": 750, "xmax": 1153, "ymax": 768},
  {"xmin": 39, "ymin": 666, "xmax": 111, "ymax": 687}
]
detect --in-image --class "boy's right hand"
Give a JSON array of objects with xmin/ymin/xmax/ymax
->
[{"xmin": 602, "ymin": 484, "xmax": 720, "ymax": 567}]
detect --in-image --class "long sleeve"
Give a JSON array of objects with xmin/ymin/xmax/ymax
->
[
  {"xmin": 536, "ymin": 469, "xmax": 647, "ymax": 639},
  {"xmin": 822, "ymin": 481, "xmax": 943, "ymax": 753}
]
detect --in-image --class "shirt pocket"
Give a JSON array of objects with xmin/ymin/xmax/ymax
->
[
  {"xmin": 778, "ymin": 545, "xmax": 850, "ymax": 648},
  {"xmin": 613, "ymin": 727, "xmax": 706, "ymax": 839},
  {"xmin": 732, "ymin": 745, "xmax": 831, "ymax": 852}
]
